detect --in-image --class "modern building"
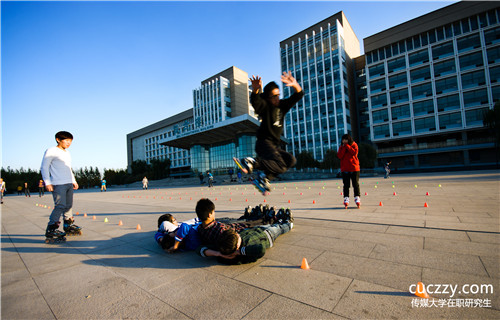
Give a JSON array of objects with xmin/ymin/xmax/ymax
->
[
  {"xmin": 280, "ymin": 11, "xmax": 360, "ymax": 162},
  {"xmin": 363, "ymin": 1, "xmax": 499, "ymax": 170},
  {"xmin": 127, "ymin": 66, "xmax": 260, "ymax": 176}
]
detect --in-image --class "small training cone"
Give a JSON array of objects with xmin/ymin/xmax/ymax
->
[
  {"xmin": 426, "ymin": 192, "xmax": 430, "ymax": 196},
  {"xmin": 76, "ymin": 212, "xmax": 80, "ymax": 215},
  {"xmin": 118, "ymin": 220, "xmax": 123, "ymax": 226},
  {"xmin": 288, "ymin": 199, "xmax": 291, "ymax": 203},
  {"xmin": 379, "ymin": 201, "xmax": 383, "ymax": 206},
  {"xmin": 365, "ymin": 192, "xmax": 368, "ymax": 196},
  {"xmin": 92, "ymin": 215, "xmax": 96, "ymax": 220},
  {"xmin": 415, "ymin": 282, "xmax": 430, "ymax": 299},
  {"xmin": 312, "ymin": 200, "xmax": 316, "ymax": 204},
  {"xmin": 136, "ymin": 224, "xmax": 141, "ymax": 230},
  {"xmin": 104, "ymin": 218, "xmax": 109, "ymax": 223},
  {"xmin": 424, "ymin": 202, "xmax": 429, "ymax": 207},
  {"xmin": 84, "ymin": 213, "xmax": 87, "ymax": 218},
  {"xmin": 393, "ymin": 192, "xmax": 397, "ymax": 196},
  {"xmin": 300, "ymin": 258, "xmax": 310, "ymax": 270}
]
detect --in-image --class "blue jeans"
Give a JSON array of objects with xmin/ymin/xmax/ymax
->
[
  {"xmin": 258, "ymin": 222, "xmax": 292, "ymax": 247},
  {"xmin": 49, "ymin": 184, "xmax": 74, "ymax": 225}
]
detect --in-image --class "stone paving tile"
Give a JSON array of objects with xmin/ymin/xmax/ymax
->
[
  {"xmin": 424, "ymin": 237, "xmax": 500, "ymax": 257},
  {"xmin": 422, "ymin": 267, "xmax": 500, "ymax": 310},
  {"xmin": 297, "ymin": 234, "xmax": 376, "ymax": 257},
  {"xmin": 466, "ymin": 232, "xmax": 500, "ymax": 244},
  {"xmin": 1, "ymin": 278, "xmax": 55, "ymax": 320},
  {"xmin": 385, "ymin": 225, "xmax": 470, "ymax": 241},
  {"xmin": 332, "ymin": 279, "xmax": 500, "ymax": 319},
  {"xmin": 480, "ymin": 255, "xmax": 500, "ymax": 279},
  {"xmin": 244, "ymin": 294, "xmax": 346, "ymax": 319},
  {"xmin": 369, "ymin": 244, "xmax": 488, "ymax": 277},
  {"xmin": 151, "ymin": 269, "xmax": 269, "ymax": 319},
  {"xmin": 311, "ymin": 251, "xmax": 422, "ymax": 292},
  {"xmin": 345, "ymin": 229, "xmax": 424, "ymax": 249},
  {"xmin": 235, "ymin": 259, "xmax": 353, "ymax": 312}
]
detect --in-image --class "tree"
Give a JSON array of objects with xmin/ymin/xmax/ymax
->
[
  {"xmin": 295, "ymin": 151, "xmax": 320, "ymax": 170},
  {"xmin": 358, "ymin": 143, "xmax": 378, "ymax": 169},
  {"xmin": 320, "ymin": 149, "xmax": 340, "ymax": 170},
  {"xmin": 131, "ymin": 160, "xmax": 149, "ymax": 176},
  {"xmin": 150, "ymin": 158, "xmax": 171, "ymax": 180}
]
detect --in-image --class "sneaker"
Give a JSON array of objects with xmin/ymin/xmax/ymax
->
[
  {"xmin": 285, "ymin": 208, "xmax": 294, "ymax": 223},
  {"xmin": 354, "ymin": 196, "xmax": 361, "ymax": 204}
]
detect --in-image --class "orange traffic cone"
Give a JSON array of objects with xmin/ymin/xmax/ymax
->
[
  {"xmin": 365, "ymin": 192, "xmax": 368, "ymax": 196},
  {"xmin": 301, "ymin": 258, "xmax": 310, "ymax": 270},
  {"xmin": 426, "ymin": 192, "xmax": 430, "ymax": 196},
  {"xmin": 424, "ymin": 202, "xmax": 429, "ymax": 207},
  {"xmin": 84, "ymin": 213, "xmax": 87, "ymax": 218},
  {"xmin": 136, "ymin": 224, "xmax": 142, "ymax": 230},
  {"xmin": 118, "ymin": 220, "xmax": 123, "ymax": 226},
  {"xmin": 92, "ymin": 215, "xmax": 96, "ymax": 220},
  {"xmin": 393, "ymin": 192, "xmax": 397, "ymax": 196},
  {"xmin": 379, "ymin": 201, "xmax": 383, "ymax": 206},
  {"xmin": 312, "ymin": 200, "xmax": 316, "ymax": 204},
  {"xmin": 415, "ymin": 282, "xmax": 430, "ymax": 299}
]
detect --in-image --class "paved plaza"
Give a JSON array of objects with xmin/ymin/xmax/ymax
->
[{"xmin": 1, "ymin": 170, "xmax": 499, "ymax": 319}]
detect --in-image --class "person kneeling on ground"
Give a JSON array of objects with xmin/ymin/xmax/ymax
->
[{"xmin": 198, "ymin": 219, "xmax": 293, "ymax": 265}]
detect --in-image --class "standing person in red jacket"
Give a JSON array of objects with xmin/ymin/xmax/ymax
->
[{"xmin": 337, "ymin": 134, "xmax": 361, "ymax": 208}]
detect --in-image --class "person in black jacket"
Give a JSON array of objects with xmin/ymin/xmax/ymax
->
[{"xmin": 234, "ymin": 72, "xmax": 304, "ymax": 194}]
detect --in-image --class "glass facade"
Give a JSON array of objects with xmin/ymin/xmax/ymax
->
[
  {"xmin": 281, "ymin": 19, "xmax": 353, "ymax": 161},
  {"xmin": 193, "ymin": 77, "xmax": 231, "ymax": 128},
  {"xmin": 365, "ymin": 8, "xmax": 500, "ymax": 142}
]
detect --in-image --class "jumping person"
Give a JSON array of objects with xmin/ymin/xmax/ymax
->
[
  {"xmin": 234, "ymin": 72, "xmax": 304, "ymax": 195},
  {"xmin": 337, "ymin": 134, "xmax": 361, "ymax": 208}
]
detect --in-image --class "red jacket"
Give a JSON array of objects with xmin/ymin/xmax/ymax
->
[{"xmin": 337, "ymin": 141, "xmax": 360, "ymax": 172}]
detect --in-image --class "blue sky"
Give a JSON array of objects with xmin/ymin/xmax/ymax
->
[{"xmin": 1, "ymin": 0, "xmax": 456, "ymax": 172}]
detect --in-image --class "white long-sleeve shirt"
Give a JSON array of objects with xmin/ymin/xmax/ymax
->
[{"xmin": 40, "ymin": 146, "xmax": 76, "ymax": 186}]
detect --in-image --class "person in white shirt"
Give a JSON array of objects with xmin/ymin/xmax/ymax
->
[{"xmin": 40, "ymin": 131, "xmax": 81, "ymax": 240}]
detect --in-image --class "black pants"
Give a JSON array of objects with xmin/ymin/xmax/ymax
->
[
  {"xmin": 255, "ymin": 139, "xmax": 296, "ymax": 180},
  {"xmin": 342, "ymin": 171, "xmax": 360, "ymax": 198}
]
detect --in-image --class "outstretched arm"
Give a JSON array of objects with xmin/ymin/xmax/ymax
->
[
  {"xmin": 250, "ymin": 75, "xmax": 262, "ymax": 94},
  {"xmin": 281, "ymin": 71, "xmax": 302, "ymax": 93}
]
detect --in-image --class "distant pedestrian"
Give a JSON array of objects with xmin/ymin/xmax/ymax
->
[
  {"xmin": 384, "ymin": 161, "xmax": 391, "ymax": 179},
  {"xmin": 17, "ymin": 185, "xmax": 22, "ymax": 195},
  {"xmin": 199, "ymin": 172, "xmax": 204, "ymax": 185},
  {"xmin": 207, "ymin": 171, "xmax": 214, "ymax": 188},
  {"xmin": 237, "ymin": 171, "xmax": 242, "ymax": 184},
  {"xmin": 38, "ymin": 179, "xmax": 45, "ymax": 197},
  {"xmin": 24, "ymin": 182, "xmax": 31, "ymax": 197},
  {"xmin": 337, "ymin": 134, "xmax": 361, "ymax": 209},
  {"xmin": 40, "ymin": 131, "xmax": 81, "ymax": 241},
  {"xmin": 1, "ymin": 178, "xmax": 6, "ymax": 204},
  {"xmin": 228, "ymin": 168, "xmax": 234, "ymax": 181},
  {"xmin": 142, "ymin": 176, "xmax": 148, "ymax": 190},
  {"xmin": 101, "ymin": 179, "xmax": 107, "ymax": 192}
]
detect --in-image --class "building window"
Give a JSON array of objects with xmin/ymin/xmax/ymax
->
[
  {"xmin": 486, "ymin": 46, "xmax": 500, "ymax": 64},
  {"xmin": 372, "ymin": 109, "xmax": 389, "ymax": 124},
  {"xmin": 389, "ymin": 73, "xmax": 408, "ymax": 89},
  {"xmin": 412, "ymin": 82, "xmax": 433, "ymax": 100},
  {"xmin": 387, "ymin": 56, "xmax": 406, "ymax": 73},
  {"xmin": 459, "ymin": 51, "xmax": 484, "ymax": 71},
  {"xmin": 371, "ymin": 93, "xmax": 388, "ymax": 108},
  {"xmin": 432, "ymin": 41, "xmax": 454, "ymax": 60},
  {"xmin": 465, "ymin": 107, "xmax": 489, "ymax": 126},
  {"xmin": 391, "ymin": 104, "xmax": 411, "ymax": 120},
  {"xmin": 457, "ymin": 33, "xmax": 481, "ymax": 53},
  {"xmin": 369, "ymin": 78, "xmax": 386, "ymax": 93},
  {"xmin": 463, "ymin": 88, "xmax": 488, "ymax": 108},
  {"xmin": 414, "ymin": 116, "xmax": 436, "ymax": 133},
  {"xmin": 435, "ymin": 76, "xmax": 458, "ymax": 94},
  {"xmin": 368, "ymin": 63, "xmax": 385, "ymax": 79},
  {"xmin": 390, "ymin": 88, "xmax": 409, "ymax": 104},
  {"xmin": 484, "ymin": 26, "xmax": 500, "ymax": 46},
  {"xmin": 461, "ymin": 70, "xmax": 486, "ymax": 89},
  {"xmin": 373, "ymin": 124, "xmax": 390, "ymax": 139},
  {"xmin": 437, "ymin": 94, "xmax": 460, "ymax": 112},
  {"xmin": 439, "ymin": 112, "xmax": 462, "ymax": 130},
  {"xmin": 392, "ymin": 120, "xmax": 412, "ymax": 136},
  {"xmin": 410, "ymin": 66, "xmax": 431, "ymax": 83},
  {"xmin": 408, "ymin": 49, "xmax": 429, "ymax": 67},
  {"xmin": 413, "ymin": 99, "xmax": 435, "ymax": 116},
  {"xmin": 433, "ymin": 58, "xmax": 456, "ymax": 78},
  {"xmin": 490, "ymin": 66, "xmax": 500, "ymax": 83}
]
